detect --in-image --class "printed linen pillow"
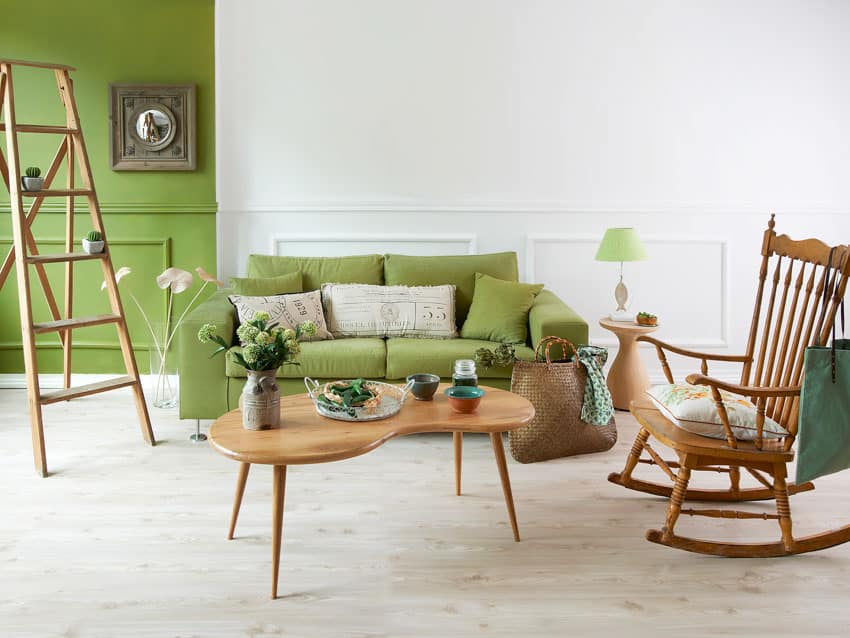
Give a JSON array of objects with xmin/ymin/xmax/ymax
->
[
  {"xmin": 321, "ymin": 283, "xmax": 457, "ymax": 339},
  {"xmin": 646, "ymin": 383, "xmax": 788, "ymax": 441},
  {"xmin": 228, "ymin": 290, "xmax": 333, "ymax": 341}
]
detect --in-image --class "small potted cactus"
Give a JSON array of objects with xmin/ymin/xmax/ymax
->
[
  {"xmin": 636, "ymin": 311, "xmax": 658, "ymax": 326},
  {"xmin": 82, "ymin": 230, "xmax": 104, "ymax": 254},
  {"xmin": 21, "ymin": 166, "xmax": 43, "ymax": 192}
]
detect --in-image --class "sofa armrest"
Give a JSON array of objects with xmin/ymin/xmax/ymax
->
[
  {"xmin": 528, "ymin": 290, "xmax": 589, "ymax": 349},
  {"xmin": 178, "ymin": 288, "xmax": 236, "ymax": 420}
]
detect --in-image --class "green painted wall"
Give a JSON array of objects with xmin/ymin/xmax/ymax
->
[{"xmin": 0, "ymin": 0, "xmax": 217, "ymax": 373}]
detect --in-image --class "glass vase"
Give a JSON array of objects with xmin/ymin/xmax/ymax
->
[{"xmin": 148, "ymin": 323, "xmax": 178, "ymax": 409}]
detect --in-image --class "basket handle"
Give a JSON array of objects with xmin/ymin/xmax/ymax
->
[
  {"xmin": 399, "ymin": 378, "xmax": 415, "ymax": 401},
  {"xmin": 534, "ymin": 335, "xmax": 579, "ymax": 363},
  {"xmin": 304, "ymin": 377, "xmax": 320, "ymax": 397}
]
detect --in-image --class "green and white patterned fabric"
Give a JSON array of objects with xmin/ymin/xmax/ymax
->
[{"xmin": 577, "ymin": 346, "xmax": 614, "ymax": 426}]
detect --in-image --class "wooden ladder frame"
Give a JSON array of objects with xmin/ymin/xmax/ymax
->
[{"xmin": 0, "ymin": 59, "xmax": 155, "ymax": 477}]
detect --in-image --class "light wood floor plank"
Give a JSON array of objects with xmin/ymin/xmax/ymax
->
[{"xmin": 1, "ymin": 388, "xmax": 849, "ymax": 637}]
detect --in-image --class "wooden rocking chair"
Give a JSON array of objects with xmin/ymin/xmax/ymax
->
[{"xmin": 608, "ymin": 215, "xmax": 850, "ymax": 556}]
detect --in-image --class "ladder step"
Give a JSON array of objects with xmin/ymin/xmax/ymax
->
[
  {"xmin": 21, "ymin": 189, "xmax": 92, "ymax": 197},
  {"xmin": 40, "ymin": 375, "xmax": 137, "ymax": 405},
  {"xmin": 27, "ymin": 252, "xmax": 105, "ymax": 264},
  {"xmin": 0, "ymin": 123, "xmax": 79, "ymax": 134},
  {"xmin": 32, "ymin": 314, "xmax": 121, "ymax": 334}
]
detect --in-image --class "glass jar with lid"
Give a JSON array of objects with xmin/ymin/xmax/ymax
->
[{"xmin": 452, "ymin": 359, "xmax": 478, "ymax": 387}]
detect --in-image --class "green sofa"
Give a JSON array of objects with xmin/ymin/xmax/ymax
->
[{"xmin": 178, "ymin": 251, "xmax": 587, "ymax": 420}]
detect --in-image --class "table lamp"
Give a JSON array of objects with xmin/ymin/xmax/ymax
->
[{"xmin": 595, "ymin": 227, "xmax": 648, "ymax": 322}]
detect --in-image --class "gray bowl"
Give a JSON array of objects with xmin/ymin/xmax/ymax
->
[{"xmin": 406, "ymin": 373, "xmax": 440, "ymax": 401}]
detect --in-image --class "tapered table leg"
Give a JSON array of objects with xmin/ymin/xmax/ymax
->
[
  {"xmin": 227, "ymin": 462, "xmax": 250, "ymax": 540},
  {"xmin": 271, "ymin": 464, "xmax": 287, "ymax": 600},
  {"xmin": 453, "ymin": 432, "xmax": 462, "ymax": 496},
  {"xmin": 490, "ymin": 432, "xmax": 520, "ymax": 542}
]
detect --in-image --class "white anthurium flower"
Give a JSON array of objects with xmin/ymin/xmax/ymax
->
[
  {"xmin": 156, "ymin": 267, "xmax": 194, "ymax": 294},
  {"xmin": 102, "ymin": 265, "xmax": 132, "ymax": 291},
  {"xmin": 195, "ymin": 266, "xmax": 224, "ymax": 287}
]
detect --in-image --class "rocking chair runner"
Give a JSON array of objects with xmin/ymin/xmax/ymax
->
[{"xmin": 609, "ymin": 215, "xmax": 850, "ymax": 557}]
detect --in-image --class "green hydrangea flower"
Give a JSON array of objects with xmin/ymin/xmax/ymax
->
[
  {"xmin": 255, "ymin": 331, "xmax": 271, "ymax": 345},
  {"xmin": 197, "ymin": 323, "xmax": 217, "ymax": 344},
  {"xmin": 299, "ymin": 321, "xmax": 318, "ymax": 337},
  {"xmin": 285, "ymin": 338, "xmax": 301, "ymax": 356},
  {"xmin": 282, "ymin": 328, "xmax": 296, "ymax": 342},
  {"xmin": 253, "ymin": 311, "xmax": 270, "ymax": 322},
  {"xmin": 236, "ymin": 323, "xmax": 260, "ymax": 344},
  {"xmin": 242, "ymin": 343, "xmax": 262, "ymax": 364}
]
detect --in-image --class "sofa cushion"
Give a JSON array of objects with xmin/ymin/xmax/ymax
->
[
  {"xmin": 384, "ymin": 252, "xmax": 519, "ymax": 323},
  {"xmin": 247, "ymin": 254, "xmax": 384, "ymax": 290},
  {"xmin": 226, "ymin": 338, "xmax": 387, "ymax": 379},
  {"xmin": 461, "ymin": 273, "xmax": 544, "ymax": 344},
  {"xmin": 322, "ymin": 283, "xmax": 458, "ymax": 339},
  {"xmin": 228, "ymin": 272, "xmax": 302, "ymax": 296},
  {"xmin": 228, "ymin": 291, "xmax": 333, "ymax": 341},
  {"xmin": 385, "ymin": 337, "xmax": 535, "ymax": 380},
  {"xmin": 646, "ymin": 383, "xmax": 789, "ymax": 441}
]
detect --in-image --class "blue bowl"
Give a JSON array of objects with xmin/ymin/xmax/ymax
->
[
  {"xmin": 444, "ymin": 386, "xmax": 485, "ymax": 399},
  {"xmin": 445, "ymin": 386, "xmax": 485, "ymax": 413}
]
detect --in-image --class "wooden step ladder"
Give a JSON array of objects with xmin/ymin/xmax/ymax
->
[{"xmin": 0, "ymin": 59, "xmax": 155, "ymax": 477}]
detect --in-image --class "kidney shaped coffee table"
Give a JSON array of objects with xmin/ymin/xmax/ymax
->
[{"xmin": 208, "ymin": 383, "xmax": 534, "ymax": 599}]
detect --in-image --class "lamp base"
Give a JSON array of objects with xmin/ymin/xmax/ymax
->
[{"xmin": 608, "ymin": 310, "xmax": 635, "ymax": 322}]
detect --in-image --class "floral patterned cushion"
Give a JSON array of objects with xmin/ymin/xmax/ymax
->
[{"xmin": 646, "ymin": 383, "xmax": 788, "ymax": 441}]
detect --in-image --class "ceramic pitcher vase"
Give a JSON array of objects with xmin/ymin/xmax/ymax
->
[{"xmin": 241, "ymin": 369, "xmax": 280, "ymax": 430}]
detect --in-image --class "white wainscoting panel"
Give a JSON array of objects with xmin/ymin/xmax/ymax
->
[
  {"xmin": 527, "ymin": 235, "xmax": 728, "ymax": 349},
  {"xmin": 271, "ymin": 233, "xmax": 477, "ymax": 257}
]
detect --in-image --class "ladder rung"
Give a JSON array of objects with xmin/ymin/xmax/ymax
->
[
  {"xmin": 40, "ymin": 376, "xmax": 137, "ymax": 405},
  {"xmin": 32, "ymin": 314, "xmax": 121, "ymax": 334},
  {"xmin": 27, "ymin": 252, "xmax": 105, "ymax": 264},
  {"xmin": 0, "ymin": 123, "xmax": 79, "ymax": 134},
  {"xmin": 21, "ymin": 189, "xmax": 92, "ymax": 197}
]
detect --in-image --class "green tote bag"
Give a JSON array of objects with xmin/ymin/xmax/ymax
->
[{"xmin": 795, "ymin": 249, "xmax": 850, "ymax": 485}]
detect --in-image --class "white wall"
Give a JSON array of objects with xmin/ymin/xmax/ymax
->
[{"xmin": 216, "ymin": 0, "xmax": 850, "ymax": 381}]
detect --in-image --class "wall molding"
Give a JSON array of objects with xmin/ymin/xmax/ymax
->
[
  {"xmin": 0, "ymin": 201, "xmax": 218, "ymax": 214},
  {"xmin": 0, "ymin": 236, "xmax": 171, "ymax": 351},
  {"xmin": 527, "ymin": 233, "xmax": 730, "ymax": 349},
  {"xmin": 219, "ymin": 203, "xmax": 850, "ymax": 216},
  {"xmin": 271, "ymin": 233, "xmax": 479, "ymax": 256}
]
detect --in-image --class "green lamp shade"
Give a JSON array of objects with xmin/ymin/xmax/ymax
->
[{"xmin": 594, "ymin": 228, "xmax": 648, "ymax": 262}]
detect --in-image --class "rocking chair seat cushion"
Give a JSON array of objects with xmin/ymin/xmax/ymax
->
[{"xmin": 646, "ymin": 383, "xmax": 788, "ymax": 441}]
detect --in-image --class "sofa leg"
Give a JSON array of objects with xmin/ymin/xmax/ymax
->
[{"xmin": 190, "ymin": 419, "xmax": 208, "ymax": 443}]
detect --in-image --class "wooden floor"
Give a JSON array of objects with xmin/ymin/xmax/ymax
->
[{"xmin": 2, "ymin": 388, "xmax": 850, "ymax": 637}]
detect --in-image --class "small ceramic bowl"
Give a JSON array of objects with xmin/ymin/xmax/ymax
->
[
  {"xmin": 406, "ymin": 373, "xmax": 440, "ymax": 401},
  {"xmin": 444, "ymin": 386, "xmax": 485, "ymax": 413}
]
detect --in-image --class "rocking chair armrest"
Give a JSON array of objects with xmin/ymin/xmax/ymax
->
[
  {"xmin": 684, "ymin": 374, "xmax": 801, "ymax": 398},
  {"xmin": 637, "ymin": 336, "xmax": 750, "ymax": 363}
]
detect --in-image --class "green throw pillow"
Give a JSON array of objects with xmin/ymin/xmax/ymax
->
[
  {"xmin": 228, "ymin": 271, "xmax": 303, "ymax": 296},
  {"xmin": 461, "ymin": 273, "xmax": 543, "ymax": 344}
]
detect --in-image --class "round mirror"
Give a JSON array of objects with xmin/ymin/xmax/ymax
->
[{"xmin": 129, "ymin": 103, "xmax": 176, "ymax": 151}]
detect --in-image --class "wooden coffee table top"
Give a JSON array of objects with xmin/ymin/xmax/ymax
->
[{"xmin": 209, "ymin": 384, "xmax": 534, "ymax": 466}]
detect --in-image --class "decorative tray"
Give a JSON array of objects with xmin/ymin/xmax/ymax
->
[{"xmin": 304, "ymin": 377, "xmax": 414, "ymax": 422}]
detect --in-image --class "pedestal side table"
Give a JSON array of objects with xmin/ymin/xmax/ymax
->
[{"xmin": 599, "ymin": 318, "xmax": 659, "ymax": 410}]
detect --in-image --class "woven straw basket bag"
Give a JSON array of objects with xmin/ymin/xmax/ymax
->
[{"xmin": 509, "ymin": 336, "xmax": 617, "ymax": 463}]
